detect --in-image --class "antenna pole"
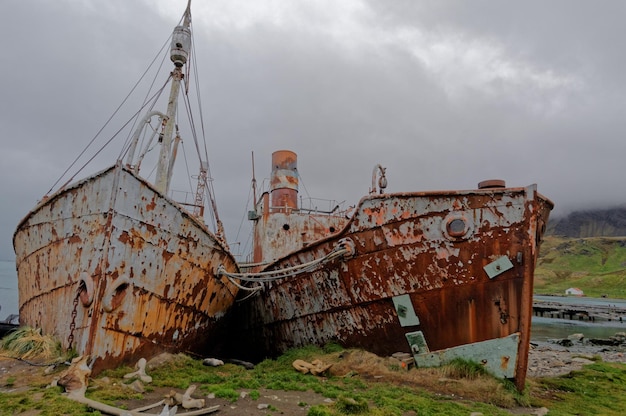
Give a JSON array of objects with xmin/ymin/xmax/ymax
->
[
  {"xmin": 252, "ymin": 151, "xmax": 257, "ymax": 205},
  {"xmin": 154, "ymin": 4, "xmax": 192, "ymax": 194}
]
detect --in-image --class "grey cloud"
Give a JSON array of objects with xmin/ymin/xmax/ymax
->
[{"xmin": 1, "ymin": 0, "xmax": 624, "ymax": 260}]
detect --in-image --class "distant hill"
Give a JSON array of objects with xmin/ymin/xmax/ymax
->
[
  {"xmin": 539, "ymin": 207, "xmax": 626, "ymax": 298},
  {"xmin": 535, "ymin": 235, "xmax": 626, "ymax": 299},
  {"xmin": 548, "ymin": 206, "xmax": 626, "ymax": 238}
]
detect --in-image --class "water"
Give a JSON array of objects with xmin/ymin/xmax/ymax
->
[
  {"xmin": 0, "ymin": 259, "xmax": 19, "ymax": 321},
  {"xmin": 531, "ymin": 295, "xmax": 626, "ymax": 341},
  {"xmin": 531, "ymin": 316, "xmax": 626, "ymax": 341}
]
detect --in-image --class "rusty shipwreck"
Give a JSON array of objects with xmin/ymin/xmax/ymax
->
[
  {"xmin": 12, "ymin": 2, "xmax": 239, "ymax": 373},
  {"xmin": 219, "ymin": 150, "xmax": 553, "ymax": 390}
]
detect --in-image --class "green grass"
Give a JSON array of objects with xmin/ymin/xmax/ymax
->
[
  {"xmin": 535, "ymin": 236, "xmax": 626, "ymax": 298},
  {"xmin": 2, "ymin": 344, "xmax": 626, "ymax": 415},
  {"xmin": 0, "ymin": 387, "xmax": 92, "ymax": 415},
  {"xmin": 531, "ymin": 362, "xmax": 626, "ymax": 415}
]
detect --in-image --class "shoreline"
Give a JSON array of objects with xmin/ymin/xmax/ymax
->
[{"xmin": 529, "ymin": 339, "xmax": 626, "ymax": 378}]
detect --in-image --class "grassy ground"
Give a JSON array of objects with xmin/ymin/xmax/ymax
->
[
  {"xmin": 530, "ymin": 361, "xmax": 626, "ymax": 415},
  {"xmin": 535, "ymin": 236, "xmax": 626, "ymax": 299},
  {"xmin": 3, "ymin": 236, "xmax": 626, "ymax": 414},
  {"xmin": 2, "ymin": 343, "xmax": 626, "ymax": 415}
]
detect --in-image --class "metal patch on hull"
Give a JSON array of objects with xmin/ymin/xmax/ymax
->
[
  {"xmin": 405, "ymin": 330, "xmax": 429, "ymax": 355},
  {"xmin": 483, "ymin": 256, "xmax": 515, "ymax": 279},
  {"xmin": 392, "ymin": 294, "xmax": 420, "ymax": 327}
]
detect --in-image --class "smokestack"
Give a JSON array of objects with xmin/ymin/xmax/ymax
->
[{"xmin": 270, "ymin": 150, "xmax": 298, "ymax": 210}]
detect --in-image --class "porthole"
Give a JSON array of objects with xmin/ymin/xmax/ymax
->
[
  {"xmin": 442, "ymin": 213, "xmax": 474, "ymax": 241},
  {"xmin": 447, "ymin": 219, "xmax": 466, "ymax": 237}
]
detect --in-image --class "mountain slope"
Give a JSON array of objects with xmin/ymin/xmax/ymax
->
[
  {"xmin": 535, "ymin": 235, "xmax": 626, "ymax": 298},
  {"xmin": 548, "ymin": 207, "xmax": 626, "ymax": 238}
]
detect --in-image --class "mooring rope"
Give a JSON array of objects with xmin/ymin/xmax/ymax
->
[{"xmin": 219, "ymin": 238, "xmax": 355, "ymax": 290}]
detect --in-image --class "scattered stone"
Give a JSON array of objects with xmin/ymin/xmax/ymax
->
[
  {"xmin": 556, "ymin": 339, "xmax": 573, "ymax": 347},
  {"xmin": 123, "ymin": 379, "xmax": 145, "ymax": 393},
  {"xmin": 202, "ymin": 358, "xmax": 224, "ymax": 367},
  {"xmin": 145, "ymin": 352, "xmax": 178, "ymax": 372},
  {"xmin": 590, "ymin": 338, "xmax": 618, "ymax": 346},
  {"xmin": 568, "ymin": 333, "xmax": 584, "ymax": 342},
  {"xmin": 528, "ymin": 331, "xmax": 626, "ymax": 378},
  {"xmin": 224, "ymin": 358, "xmax": 255, "ymax": 369},
  {"xmin": 257, "ymin": 403, "xmax": 269, "ymax": 409}
]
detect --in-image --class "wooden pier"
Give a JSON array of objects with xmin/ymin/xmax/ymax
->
[{"xmin": 533, "ymin": 299, "xmax": 626, "ymax": 323}]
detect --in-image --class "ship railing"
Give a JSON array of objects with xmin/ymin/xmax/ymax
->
[{"xmin": 298, "ymin": 197, "xmax": 348, "ymax": 216}]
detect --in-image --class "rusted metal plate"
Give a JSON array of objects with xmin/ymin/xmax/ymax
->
[
  {"xmin": 411, "ymin": 332, "xmax": 520, "ymax": 379},
  {"xmin": 405, "ymin": 330, "xmax": 430, "ymax": 354},
  {"xmin": 484, "ymin": 256, "xmax": 515, "ymax": 279},
  {"xmin": 14, "ymin": 165, "xmax": 240, "ymax": 373},
  {"xmin": 226, "ymin": 182, "xmax": 552, "ymax": 391},
  {"xmin": 392, "ymin": 294, "xmax": 420, "ymax": 327}
]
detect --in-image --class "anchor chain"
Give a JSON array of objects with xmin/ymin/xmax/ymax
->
[{"xmin": 67, "ymin": 290, "xmax": 80, "ymax": 350}]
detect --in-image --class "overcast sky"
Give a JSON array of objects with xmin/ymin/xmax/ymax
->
[{"xmin": 1, "ymin": 0, "xmax": 625, "ymax": 261}]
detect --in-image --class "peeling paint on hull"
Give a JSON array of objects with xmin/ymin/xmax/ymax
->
[
  {"xmin": 13, "ymin": 165, "xmax": 239, "ymax": 373},
  {"xmin": 230, "ymin": 184, "xmax": 552, "ymax": 391}
]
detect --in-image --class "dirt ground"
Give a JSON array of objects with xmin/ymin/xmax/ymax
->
[
  {"xmin": 0, "ymin": 354, "xmax": 333, "ymax": 415},
  {"xmin": 124, "ymin": 387, "xmax": 331, "ymax": 415},
  {"xmin": 2, "ymin": 342, "xmax": 626, "ymax": 416}
]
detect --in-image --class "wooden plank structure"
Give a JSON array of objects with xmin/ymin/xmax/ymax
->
[{"xmin": 533, "ymin": 299, "xmax": 626, "ymax": 323}]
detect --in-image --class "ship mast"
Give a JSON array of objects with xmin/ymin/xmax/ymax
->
[{"xmin": 155, "ymin": 0, "xmax": 192, "ymax": 195}]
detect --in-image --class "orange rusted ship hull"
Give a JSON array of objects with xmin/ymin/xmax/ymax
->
[
  {"xmin": 13, "ymin": 164, "xmax": 239, "ymax": 373},
  {"xmin": 225, "ymin": 152, "xmax": 552, "ymax": 391}
]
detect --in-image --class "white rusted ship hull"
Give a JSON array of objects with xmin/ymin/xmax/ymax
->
[
  {"xmin": 13, "ymin": 164, "xmax": 239, "ymax": 373},
  {"xmin": 226, "ymin": 180, "xmax": 552, "ymax": 391}
]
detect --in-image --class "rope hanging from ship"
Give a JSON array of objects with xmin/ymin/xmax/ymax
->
[{"xmin": 218, "ymin": 238, "xmax": 355, "ymax": 290}]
